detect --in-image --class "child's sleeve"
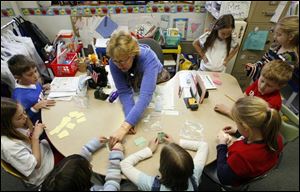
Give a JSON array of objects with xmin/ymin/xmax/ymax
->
[
  {"xmin": 80, "ymin": 138, "xmax": 103, "ymax": 161},
  {"xmin": 120, "ymin": 147, "xmax": 154, "ymax": 190},
  {"xmin": 230, "ymin": 32, "xmax": 239, "ymax": 48},
  {"xmin": 179, "ymin": 140, "xmax": 208, "ymax": 186},
  {"xmin": 198, "ymin": 32, "xmax": 210, "ymax": 47},
  {"xmin": 103, "ymin": 150, "xmax": 124, "ymax": 191},
  {"xmin": 1, "ymin": 141, "xmax": 37, "ymax": 177},
  {"xmin": 216, "ymin": 144, "xmax": 240, "ymax": 185}
]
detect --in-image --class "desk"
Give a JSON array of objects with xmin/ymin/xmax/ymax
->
[{"xmin": 43, "ymin": 70, "xmax": 243, "ymax": 177}]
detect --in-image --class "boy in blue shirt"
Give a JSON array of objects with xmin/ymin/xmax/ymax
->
[{"xmin": 8, "ymin": 54, "xmax": 55, "ymax": 123}]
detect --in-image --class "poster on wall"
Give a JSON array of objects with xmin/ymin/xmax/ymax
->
[
  {"xmin": 160, "ymin": 15, "xmax": 170, "ymax": 31},
  {"xmin": 173, "ymin": 18, "xmax": 188, "ymax": 40}
]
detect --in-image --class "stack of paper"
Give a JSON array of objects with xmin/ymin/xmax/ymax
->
[{"xmin": 48, "ymin": 77, "xmax": 80, "ymax": 100}]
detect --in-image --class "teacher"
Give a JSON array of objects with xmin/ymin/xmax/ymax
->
[{"xmin": 107, "ymin": 30, "xmax": 170, "ymax": 146}]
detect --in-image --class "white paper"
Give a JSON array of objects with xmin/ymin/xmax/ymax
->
[
  {"xmin": 179, "ymin": 72, "xmax": 193, "ymax": 88},
  {"xmin": 162, "ymin": 110, "xmax": 179, "ymax": 116},
  {"xmin": 50, "ymin": 77, "xmax": 80, "ymax": 92},
  {"xmin": 48, "ymin": 91, "xmax": 76, "ymax": 98},
  {"xmin": 271, "ymin": 1, "xmax": 288, "ymax": 23},
  {"xmin": 164, "ymin": 60, "xmax": 176, "ymax": 66},
  {"xmin": 182, "ymin": 87, "xmax": 192, "ymax": 98},
  {"xmin": 95, "ymin": 38, "xmax": 110, "ymax": 48}
]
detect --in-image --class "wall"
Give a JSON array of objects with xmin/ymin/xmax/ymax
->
[{"xmin": 1, "ymin": 1, "xmax": 207, "ymax": 42}]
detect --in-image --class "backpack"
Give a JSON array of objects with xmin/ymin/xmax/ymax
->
[
  {"xmin": 151, "ymin": 176, "xmax": 198, "ymax": 191},
  {"xmin": 13, "ymin": 16, "xmax": 51, "ymax": 61}
]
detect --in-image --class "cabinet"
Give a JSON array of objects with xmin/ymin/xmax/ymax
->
[
  {"xmin": 162, "ymin": 45, "xmax": 181, "ymax": 78},
  {"xmin": 247, "ymin": 1, "xmax": 287, "ymax": 23},
  {"xmin": 231, "ymin": 22, "xmax": 275, "ymax": 90},
  {"xmin": 231, "ymin": 1, "xmax": 291, "ymax": 91}
]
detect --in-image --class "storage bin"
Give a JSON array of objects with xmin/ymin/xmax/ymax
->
[
  {"xmin": 50, "ymin": 52, "xmax": 77, "ymax": 77},
  {"xmin": 163, "ymin": 32, "xmax": 181, "ymax": 48}
]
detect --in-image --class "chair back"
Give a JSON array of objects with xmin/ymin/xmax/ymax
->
[
  {"xmin": 1, "ymin": 160, "xmax": 27, "ymax": 181},
  {"xmin": 280, "ymin": 104, "xmax": 299, "ymax": 144},
  {"xmin": 138, "ymin": 38, "xmax": 164, "ymax": 65},
  {"xmin": 203, "ymin": 158, "xmax": 280, "ymax": 191}
]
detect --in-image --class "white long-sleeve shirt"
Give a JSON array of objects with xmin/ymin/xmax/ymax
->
[
  {"xmin": 1, "ymin": 128, "xmax": 54, "ymax": 186},
  {"xmin": 120, "ymin": 140, "xmax": 208, "ymax": 191}
]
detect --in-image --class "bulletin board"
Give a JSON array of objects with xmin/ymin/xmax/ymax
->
[
  {"xmin": 110, "ymin": 12, "xmax": 206, "ymax": 41},
  {"xmin": 70, "ymin": 15, "xmax": 105, "ymax": 37}
]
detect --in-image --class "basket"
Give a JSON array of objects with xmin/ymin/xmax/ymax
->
[
  {"xmin": 163, "ymin": 32, "xmax": 181, "ymax": 48},
  {"xmin": 50, "ymin": 52, "xmax": 78, "ymax": 77}
]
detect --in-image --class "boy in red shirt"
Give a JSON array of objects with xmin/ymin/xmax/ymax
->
[{"xmin": 214, "ymin": 60, "xmax": 294, "ymax": 117}]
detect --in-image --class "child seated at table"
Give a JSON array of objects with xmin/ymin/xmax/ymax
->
[
  {"xmin": 40, "ymin": 137, "xmax": 125, "ymax": 191},
  {"xmin": 8, "ymin": 54, "xmax": 56, "ymax": 123},
  {"xmin": 214, "ymin": 60, "xmax": 294, "ymax": 119},
  {"xmin": 120, "ymin": 133, "xmax": 208, "ymax": 191},
  {"xmin": 1, "ymin": 97, "xmax": 55, "ymax": 186},
  {"xmin": 216, "ymin": 97, "xmax": 283, "ymax": 186}
]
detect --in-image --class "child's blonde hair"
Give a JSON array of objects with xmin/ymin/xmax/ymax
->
[
  {"xmin": 106, "ymin": 30, "xmax": 140, "ymax": 60},
  {"xmin": 277, "ymin": 16, "xmax": 299, "ymax": 66},
  {"xmin": 159, "ymin": 143, "xmax": 194, "ymax": 190},
  {"xmin": 231, "ymin": 97, "xmax": 281, "ymax": 152},
  {"xmin": 261, "ymin": 60, "xmax": 294, "ymax": 87}
]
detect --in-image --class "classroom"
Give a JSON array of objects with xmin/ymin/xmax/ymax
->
[{"xmin": 1, "ymin": 1, "xmax": 299, "ymax": 191}]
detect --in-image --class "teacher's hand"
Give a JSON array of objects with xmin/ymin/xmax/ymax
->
[
  {"xmin": 128, "ymin": 127, "xmax": 136, "ymax": 134},
  {"xmin": 109, "ymin": 127, "xmax": 128, "ymax": 149}
]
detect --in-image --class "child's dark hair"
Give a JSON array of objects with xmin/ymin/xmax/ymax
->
[
  {"xmin": 203, "ymin": 14, "xmax": 235, "ymax": 56},
  {"xmin": 1, "ymin": 97, "xmax": 30, "ymax": 142},
  {"xmin": 40, "ymin": 154, "xmax": 92, "ymax": 191},
  {"xmin": 159, "ymin": 143, "xmax": 194, "ymax": 191},
  {"xmin": 231, "ymin": 97, "xmax": 282, "ymax": 152},
  {"xmin": 7, "ymin": 54, "xmax": 36, "ymax": 76}
]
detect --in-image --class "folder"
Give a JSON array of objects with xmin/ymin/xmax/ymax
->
[{"xmin": 95, "ymin": 16, "xmax": 118, "ymax": 38}]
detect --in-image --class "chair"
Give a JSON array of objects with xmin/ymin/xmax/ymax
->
[
  {"xmin": 203, "ymin": 159, "xmax": 280, "ymax": 191},
  {"xmin": 280, "ymin": 104, "xmax": 299, "ymax": 145},
  {"xmin": 284, "ymin": 69, "xmax": 299, "ymax": 110},
  {"xmin": 1, "ymin": 160, "xmax": 27, "ymax": 180},
  {"xmin": 1, "ymin": 160, "xmax": 39, "ymax": 190},
  {"xmin": 138, "ymin": 38, "xmax": 164, "ymax": 65}
]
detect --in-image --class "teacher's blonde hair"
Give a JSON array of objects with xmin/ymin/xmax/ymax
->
[{"xmin": 106, "ymin": 30, "xmax": 140, "ymax": 60}]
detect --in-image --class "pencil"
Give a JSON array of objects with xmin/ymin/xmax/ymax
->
[{"xmin": 225, "ymin": 94, "xmax": 236, "ymax": 102}]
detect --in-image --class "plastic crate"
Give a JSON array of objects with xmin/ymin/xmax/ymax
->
[
  {"xmin": 50, "ymin": 52, "xmax": 78, "ymax": 77},
  {"xmin": 163, "ymin": 32, "xmax": 181, "ymax": 48}
]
